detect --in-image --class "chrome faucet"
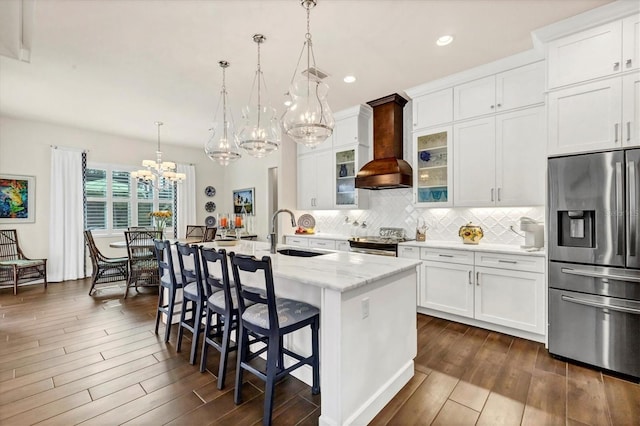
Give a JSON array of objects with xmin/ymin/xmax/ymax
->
[{"xmin": 270, "ymin": 209, "xmax": 297, "ymax": 254}]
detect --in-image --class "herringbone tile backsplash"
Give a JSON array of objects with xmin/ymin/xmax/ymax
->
[{"xmin": 295, "ymin": 188, "xmax": 545, "ymax": 245}]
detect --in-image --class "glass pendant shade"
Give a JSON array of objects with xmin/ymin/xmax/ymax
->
[
  {"xmin": 204, "ymin": 60, "xmax": 241, "ymax": 166},
  {"xmin": 283, "ymin": 0, "xmax": 334, "ymax": 148},
  {"xmin": 238, "ymin": 34, "xmax": 281, "ymax": 158}
]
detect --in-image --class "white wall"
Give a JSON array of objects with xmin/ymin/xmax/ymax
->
[{"xmin": 0, "ymin": 115, "xmax": 224, "ymax": 258}]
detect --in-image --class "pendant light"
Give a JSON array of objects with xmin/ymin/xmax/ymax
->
[
  {"xmin": 131, "ymin": 122, "xmax": 186, "ymax": 191},
  {"xmin": 205, "ymin": 61, "xmax": 241, "ymax": 166},
  {"xmin": 282, "ymin": 0, "xmax": 334, "ymax": 148},
  {"xmin": 238, "ymin": 34, "xmax": 280, "ymax": 158}
]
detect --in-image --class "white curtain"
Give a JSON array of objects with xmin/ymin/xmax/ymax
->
[
  {"xmin": 49, "ymin": 148, "xmax": 85, "ymax": 282},
  {"xmin": 176, "ymin": 163, "xmax": 196, "ymax": 238}
]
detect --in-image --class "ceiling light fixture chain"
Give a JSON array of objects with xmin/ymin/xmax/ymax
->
[
  {"xmin": 131, "ymin": 121, "xmax": 186, "ymax": 191},
  {"xmin": 282, "ymin": 0, "xmax": 334, "ymax": 148},
  {"xmin": 205, "ymin": 60, "xmax": 242, "ymax": 166},
  {"xmin": 238, "ymin": 34, "xmax": 280, "ymax": 158}
]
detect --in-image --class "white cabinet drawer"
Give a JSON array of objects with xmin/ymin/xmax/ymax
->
[
  {"xmin": 420, "ymin": 248, "xmax": 474, "ymax": 265},
  {"xmin": 398, "ymin": 246, "xmax": 420, "ymax": 259},
  {"xmin": 308, "ymin": 239, "xmax": 336, "ymax": 250},
  {"xmin": 285, "ymin": 236, "xmax": 309, "ymax": 247},
  {"xmin": 475, "ymin": 252, "xmax": 544, "ymax": 273},
  {"xmin": 336, "ymin": 241, "xmax": 350, "ymax": 251}
]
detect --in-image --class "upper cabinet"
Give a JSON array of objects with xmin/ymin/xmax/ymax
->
[
  {"xmin": 547, "ymin": 14, "xmax": 639, "ymax": 90},
  {"xmin": 453, "ymin": 107, "xmax": 546, "ymax": 207},
  {"xmin": 413, "ymin": 126, "xmax": 452, "ymax": 206},
  {"xmin": 412, "ymin": 88, "xmax": 453, "ymax": 130},
  {"xmin": 296, "ymin": 105, "xmax": 372, "ymax": 210},
  {"xmin": 453, "ymin": 62, "xmax": 545, "ymax": 121}
]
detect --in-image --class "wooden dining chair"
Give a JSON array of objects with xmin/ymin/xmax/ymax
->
[
  {"xmin": 84, "ymin": 230, "xmax": 128, "ymax": 295},
  {"xmin": 229, "ymin": 252, "xmax": 320, "ymax": 426}
]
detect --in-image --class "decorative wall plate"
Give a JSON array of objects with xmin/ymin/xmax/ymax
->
[
  {"xmin": 297, "ymin": 213, "xmax": 316, "ymax": 230},
  {"xmin": 205, "ymin": 186, "xmax": 216, "ymax": 197},
  {"xmin": 205, "ymin": 216, "xmax": 217, "ymax": 227},
  {"xmin": 205, "ymin": 201, "xmax": 216, "ymax": 212}
]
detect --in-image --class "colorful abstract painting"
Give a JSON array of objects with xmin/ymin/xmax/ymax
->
[{"xmin": 0, "ymin": 175, "xmax": 35, "ymax": 223}]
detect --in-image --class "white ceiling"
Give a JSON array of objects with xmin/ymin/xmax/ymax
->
[{"xmin": 0, "ymin": 0, "xmax": 614, "ymax": 148}]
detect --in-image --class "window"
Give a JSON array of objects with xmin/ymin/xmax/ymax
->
[{"xmin": 85, "ymin": 163, "xmax": 175, "ymax": 235}]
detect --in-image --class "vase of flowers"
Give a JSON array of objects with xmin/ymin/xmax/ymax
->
[{"xmin": 150, "ymin": 210, "xmax": 172, "ymax": 237}]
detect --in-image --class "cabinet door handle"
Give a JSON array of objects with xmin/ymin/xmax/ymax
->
[
  {"xmin": 626, "ymin": 59, "xmax": 632, "ymax": 68},
  {"xmin": 615, "ymin": 123, "xmax": 619, "ymax": 143},
  {"xmin": 614, "ymin": 62, "xmax": 620, "ymax": 71},
  {"xmin": 476, "ymin": 271, "xmax": 480, "ymax": 286},
  {"xmin": 628, "ymin": 122, "xmax": 632, "ymax": 142},
  {"xmin": 497, "ymin": 103, "xmax": 502, "ymax": 108},
  {"xmin": 491, "ymin": 188, "xmax": 494, "ymax": 202},
  {"xmin": 490, "ymin": 105, "xmax": 495, "ymax": 109},
  {"xmin": 438, "ymin": 254, "xmax": 454, "ymax": 258},
  {"xmin": 498, "ymin": 259, "xmax": 518, "ymax": 264},
  {"xmin": 497, "ymin": 188, "xmax": 501, "ymax": 202},
  {"xmin": 468, "ymin": 270, "xmax": 473, "ymax": 285}
]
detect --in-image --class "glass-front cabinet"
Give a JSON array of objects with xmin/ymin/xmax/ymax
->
[
  {"xmin": 414, "ymin": 126, "xmax": 452, "ymax": 206},
  {"xmin": 334, "ymin": 146, "xmax": 369, "ymax": 209}
]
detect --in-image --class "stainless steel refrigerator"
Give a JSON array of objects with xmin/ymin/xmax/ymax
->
[{"xmin": 548, "ymin": 149, "xmax": 640, "ymax": 379}]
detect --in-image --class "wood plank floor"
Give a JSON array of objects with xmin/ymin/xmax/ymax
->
[{"xmin": 1, "ymin": 279, "xmax": 639, "ymax": 425}]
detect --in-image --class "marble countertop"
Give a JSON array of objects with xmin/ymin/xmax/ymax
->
[
  {"xmin": 200, "ymin": 240, "xmax": 421, "ymax": 293},
  {"xmin": 398, "ymin": 240, "xmax": 546, "ymax": 257}
]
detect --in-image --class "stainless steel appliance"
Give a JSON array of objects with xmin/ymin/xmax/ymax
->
[
  {"xmin": 348, "ymin": 227, "xmax": 411, "ymax": 257},
  {"xmin": 548, "ymin": 149, "xmax": 640, "ymax": 378}
]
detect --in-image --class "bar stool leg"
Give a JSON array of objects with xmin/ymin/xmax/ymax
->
[
  {"xmin": 263, "ymin": 337, "xmax": 280, "ymax": 426},
  {"xmin": 217, "ymin": 314, "xmax": 233, "ymax": 389}
]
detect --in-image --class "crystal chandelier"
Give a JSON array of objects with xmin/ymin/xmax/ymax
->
[
  {"xmin": 131, "ymin": 122, "xmax": 185, "ymax": 190},
  {"xmin": 238, "ymin": 34, "xmax": 280, "ymax": 158},
  {"xmin": 282, "ymin": 0, "xmax": 334, "ymax": 148},
  {"xmin": 205, "ymin": 61, "xmax": 242, "ymax": 166}
]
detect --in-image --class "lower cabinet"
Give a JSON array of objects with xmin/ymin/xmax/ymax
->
[{"xmin": 417, "ymin": 247, "xmax": 546, "ymax": 339}]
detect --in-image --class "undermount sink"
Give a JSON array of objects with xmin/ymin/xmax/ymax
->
[{"xmin": 277, "ymin": 248, "xmax": 327, "ymax": 257}]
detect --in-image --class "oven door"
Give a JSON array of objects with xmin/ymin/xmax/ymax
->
[
  {"xmin": 348, "ymin": 239, "xmax": 397, "ymax": 257},
  {"xmin": 349, "ymin": 246, "xmax": 397, "ymax": 257}
]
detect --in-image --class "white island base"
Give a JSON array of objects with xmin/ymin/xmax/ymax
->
[{"xmin": 179, "ymin": 241, "xmax": 420, "ymax": 425}]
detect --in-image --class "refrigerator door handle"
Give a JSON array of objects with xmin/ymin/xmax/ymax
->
[
  {"xmin": 616, "ymin": 162, "xmax": 624, "ymax": 255},
  {"xmin": 561, "ymin": 266, "xmax": 640, "ymax": 283},
  {"xmin": 561, "ymin": 295, "xmax": 640, "ymax": 315},
  {"xmin": 629, "ymin": 161, "xmax": 637, "ymax": 257}
]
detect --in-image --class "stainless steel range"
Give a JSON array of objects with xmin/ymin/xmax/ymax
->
[{"xmin": 348, "ymin": 227, "xmax": 412, "ymax": 257}]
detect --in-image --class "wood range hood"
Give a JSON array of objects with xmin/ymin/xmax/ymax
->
[{"xmin": 355, "ymin": 93, "xmax": 412, "ymax": 190}]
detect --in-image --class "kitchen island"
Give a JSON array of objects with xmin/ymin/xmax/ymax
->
[{"xmin": 200, "ymin": 240, "xmax": 420, "ymax": 426}]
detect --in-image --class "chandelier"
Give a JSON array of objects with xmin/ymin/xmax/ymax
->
[
  {"xmin": 238, "ymin": 34, "xmax": 280, "ymax": 158},
  {"xmin": 205, "ymin": 60, "xmax": 242, "ymax": 166},
  {"xmin": 131, "ymin": 122, "xmax": 185, "ymax": 190},
  {"xmin": 282, "ymin": 0, "xmax": 334, "ymax": 148}
]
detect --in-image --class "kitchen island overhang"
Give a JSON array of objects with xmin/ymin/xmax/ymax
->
[{"xmin": 200, "ymin": 241, "xmax": 420, "ymax": 426}]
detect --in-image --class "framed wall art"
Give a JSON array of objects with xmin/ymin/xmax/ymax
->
[
  {"xmin": 0, "ymin": 174, "xmax": 36, "ymax": 223},
  {"xmin": 232, "ymin": 187, "xmax": 254, "ymax": 215}
]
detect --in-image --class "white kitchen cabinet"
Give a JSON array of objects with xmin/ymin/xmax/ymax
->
[
  {"xmin": 623, "ymin": 72, "xmax": 640, "ymax": 147},
  {"xmin": 547, "ymin": 15, "xmax": 639, "ymax": 89},
  {"xmin": 413, "ymin": 126, "xmax": 452, "ymax": 206},
  {"xmin": 412, "ymin": 88, "xmax": 453, "ymax": 130},
  {"xmin": 421, "ymin": 260, "xmax": 474, "ymax": 319},
  {"xmin": 308, "ymin": 238, "xmax": 336, "ymax": 250},
  {"xmin": 454, "ymin": 107, "xmax": 545, "ymax": 207},
  {"xmin": 336, "ymin": 240, "xmax": 350, "ymax": 252},
  {"xmin": 548, "ymin": 73, "xmax": 639, "ymax": 154},
  {"xmin": 332, "ymin": 105, "xmax": 372, "ymax": 148},
  {"xmin": 417, "ymin": 247, "xmax": 546, "ymax": 338},
  {"xmin": 398, "ymin": 245, "xmax": 420, "ymax": 259},
  {"xmin": 297, "ymin": 149, "xmax": 333, "ymax": 209},
  {"xmin": 453, "ymin": 62, "xmax": 544, "ymax": 121},
  {"xmin": 284, "ymin": 236, "xmax": 309, "ymax": 247},
  {"xmin": 474, "ymin": 266, "xmax": 545, "ymax": 335},
  {"xmin": 334, "ymin": 145, "xmax": 369, "ymax": 209}
]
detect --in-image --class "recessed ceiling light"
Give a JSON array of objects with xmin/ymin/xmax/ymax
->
[
  {"xmin": 436, "ymin": 35, "xmax": 454, "ymax": 46},
  {"xmin": 343, "ymin": 75, "xmax": 356, "ymax": 83},
  {"xmin": 284, "ymin": 100, "xmax": 292, "ymax": 107}
]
